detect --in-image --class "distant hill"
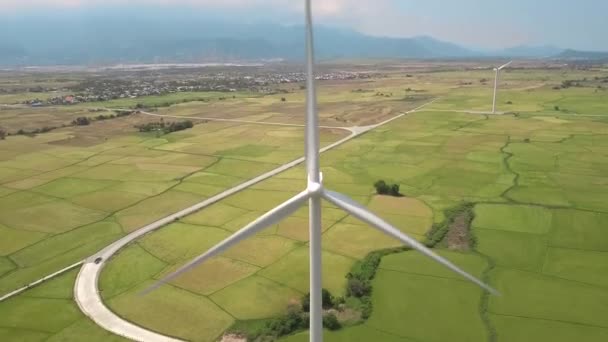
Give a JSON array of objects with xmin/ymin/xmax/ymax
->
[
  {"xmin": 0, "ymin": 11, "xmax": 604, "ymax": 66},
  {"xmin": 556, "ymin": 49, "xmax": 608, "ymax": 60},
  {"xmin": 496, "ymin": 45, "xmax": 564, "ymax": 58},
  {"xmin": 0, "ymin": 14, "xmax": 482, "ymax": 66}
]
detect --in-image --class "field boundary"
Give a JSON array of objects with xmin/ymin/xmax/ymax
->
[{"xmin": 0, "ymin": 261, "xmax": 83, "ymax": 302}]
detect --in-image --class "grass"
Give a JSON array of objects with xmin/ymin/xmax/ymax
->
[
  {"xmin": 474, "ymin": 229, "xmax": 547, "ymax": 272},
  {"xmin": 139, "ymin": 223, "xmax": 229, "ymax": 264},
  {"xmin": 0, "ymin": 224, "xmax": 47, "ymax": 256},
  {"xmin": 542, "ymin": 247, "xmax": 608, "ymax": 287},
  {"xmin": 259, "ymin": 247, "xmax": 354, "ymax": 295},
  {"xmin": 0, "ymin": 269, "xmax": 129, "ymax": 342},
  {"xmin": 489, "ymin": 268, "xmax": 608, "ymax": 328},
  {"xmin": 209, "ymin": 276, "xmax": 302, "ymax": 320},
  {"xmin": 108, "ymin": 282, "xmax": 234, "ymax": 342},
  {"xmin": 99, "ymin": 244, "xmax": 168, "ymax": 299},
  {"xmin": 0, "ymin": 108, "xmax": 345, "ymax": 297},
  {"xmin": 168, "ymin": 256, "xmax": 260, "ymax": 296},
  {"xmin": 490, "ymin": 314, "xmax": 608, "ymax": 342},
  {"xmin": 366, "ymin": 268, "xmax": 487, "ymax": 342},
  {"xmin": 4, "ymin": 65, "xmax": 608, "ymax": 341},
  {"xmin": 10, "ymin": 220, "xmax": 122, "ymax": 267},
  {"xmin": 473, "ymin": 204, "xmax": 553, "ymax": 234},
  {"xmin": 550, "ymin": 209, "xmax": 608, "ymax": 251}
]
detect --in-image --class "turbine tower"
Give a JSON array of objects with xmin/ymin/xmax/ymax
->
[
  {"xmin": 492, "ymin": 61, "xmax": 513, "ymax": 114},
  {"xmin": 145, "ymin": 1, "xmax": 498, "ymax": 341}
]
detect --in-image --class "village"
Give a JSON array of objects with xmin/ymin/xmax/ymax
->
[{"xmin": 16, "ymin": 70, "xmax": 379, "ymax": 107}]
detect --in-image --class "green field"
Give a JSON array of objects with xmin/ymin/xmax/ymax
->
[
  {"xmin": 0, "ymin": 108, "xmax": 348, "ymax": 295},
  {"xmin": 0, "ymin": 269, "xmax": 128, "ymax": 342},
  {"xmin": 2, "ymin": 64, "xmax": 608, "ymax": 341}
]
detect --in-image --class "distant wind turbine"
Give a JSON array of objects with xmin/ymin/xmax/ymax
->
[
  {"xmin": 492, "ymin": 61, "xmax": 513, "ymax": 114},
  {"xmin": 143, "ymin": 1, "xmax": 499, "ymax": 341}
]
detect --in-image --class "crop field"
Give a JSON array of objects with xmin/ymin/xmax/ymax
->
[
  {"xmin": 0, "ymin": 269, "xmax": 128, "ymax": 342},
  {"xmin": 0, "ymin": 107, "xmax": 351, "ymax": 296},
  {"xmin": 2, "ymin": 63, "xmax": 608, "ymax": 342}
]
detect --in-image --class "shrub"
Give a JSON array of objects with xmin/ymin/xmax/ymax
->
[
  {"xmin": 346, "ymin": 278, "xmax": 371, "ymax": 298},
  {"xmin": 374, "ymin": 180, "xmax": 401, "ymax": 196},
  {"xmin": 360, "ymin": 297, "xmax": 373, "ymax": 319},
  {"xmin": 554, "ymin": 105, "xmax": 560, "ymax": 111},
  {"xmin": 374, "ymin": 180, "xmax": 389, "ymax": 195},
  {"xmin": 0, "ymin": 128, "xmax": 5, "ymax": 140},
  {"xmin": 266, "ymin": 309, "xmax": 306, "ymax": 337},
  {"xmin": 323, "ymin": 313, "xmax": 341, "ymax": 331},
  {"xmin": 72, "ymin": 117, "xmax": 91, "ymax": 126},
  {"xmin": 302, "ymin": 289, "xmax": 335, "ymax": 312},
  {"xmin": 135, "ymin": 120, "xmax": 194, "ymax": 134},
  {"xmin": 390, "ymin": 184, "xmax": 401, "ymax": 196}
]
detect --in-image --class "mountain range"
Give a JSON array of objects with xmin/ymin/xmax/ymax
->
[{"xmin": 0, "ymin": 12, "xmax": 605, "ymax": 66}]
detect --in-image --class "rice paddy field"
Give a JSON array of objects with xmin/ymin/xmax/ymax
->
[{"xmin": 1, "ymin": 62, "xmax": 608, "ymax": 342}]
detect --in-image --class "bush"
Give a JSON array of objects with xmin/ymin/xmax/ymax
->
[
  {"xmin": 323, "ymin": 313, "xmax": 341, "ymax": 331},
  {"xmin": 266, "ymin": 309, "xmax": 306, "ymax": 337},
  {"xmin": 360, "ymin": 297, "xmax": 373, "ymax": 319},
  {"xmin": 346, "ymin": 278, "xmax": 371, "ymax": 297},
  {"xmin": 424, "ymin": 202, "xmax": 474, "ymax": 248},
  {"xmin": 374, "ymin": 180, "xmax": 389, "ymax": 195},
  {"xmin": 554, "ymin": 105, "xmax": 560, "ymax": 111},
  {"xmin": 0, "ymin": 128, "xmax": 5, "ymax": 140},
  {"xmin": 390, "ymin": 184, "xmax": 400, "ymax": 196},
  {"xmin": 72, "ymin": 117, "xmax": 91, "ymax": 126},
  {"xmin": 374, "ymin": 180, "xmax": 401, "ymax": 196},
  {"xmin": 135, "ymin": 120, "xmax": 194, "ymax": 134},
  {"xmin": 302, "ymin": 289, "xmax": 335, "ymax": 312}
]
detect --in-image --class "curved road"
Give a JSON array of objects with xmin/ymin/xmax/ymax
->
[{"xmin": 74, "ymin": 100, "xmax": 436, "ymax": 342}]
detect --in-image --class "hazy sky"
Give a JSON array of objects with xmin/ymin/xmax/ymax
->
[{"xmin": 2, "ymin": 0, "xmax": 607, "ymax": 50}]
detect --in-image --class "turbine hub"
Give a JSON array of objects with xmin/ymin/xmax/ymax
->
[{"xmin": 307, "ymin": 173, "xmax": 324, "ymax": 197}]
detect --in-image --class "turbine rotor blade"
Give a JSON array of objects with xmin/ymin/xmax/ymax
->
[
  {"xmin": 498, "ymin": 61, "xmax": 513, "ymax": 70},
  {"xmin": 304, "ymin": 0, "xmax": 320, "ymax": 182},
  {"xmin": 141, "ymin": 190, "xmax": 310, "ymax": 295},
  {"xmin": 323, "ymin": 190, "xmax": 499, "ymax": 295}
]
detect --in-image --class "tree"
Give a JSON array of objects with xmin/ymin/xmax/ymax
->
[
  {"xmin": 389, "ymin": 184, "xmax": 400, "ymax": 197},
  {"xmin": 302, "ymin": 288, "xmax": 334, "ymax": 312},
  {"xmin": 323, "ymin": 313, "xmax": 341, "ymax": 331},
  {"xmin": 0, "ymin": 128, "xmax": 6, "ymax": 140},
  {"xmin": 374, "ymin": 180, "xmax": 389, "ymax": 195},
  {"xmin": 346, "ymin": 278, "xmax": 371, "ymax": 297},
  {"xmin": 267, "ymin": 309, "xmax": 306, "ymax": 336}
]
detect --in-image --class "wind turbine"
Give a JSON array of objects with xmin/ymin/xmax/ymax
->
[
  {"xmin": 144, "ymin": 1, "xmax": 498, "ymax": 341},
  {"xmin": 492, "ymin": 61, "xmax": 513, "ymax": 114}
]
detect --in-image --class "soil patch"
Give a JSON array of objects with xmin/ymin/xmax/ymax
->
[{"xmin": 445, "ymin": 210, "xmax": 473, "ymax": 251}]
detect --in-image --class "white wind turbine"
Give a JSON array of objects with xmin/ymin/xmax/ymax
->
[
  {"xmin": 144, "ymin": 1, "xmax": 498, "ymax": 341},
  {"xmin": 492, "ymin": 61, "xmax": 513, "ymax": 114}
]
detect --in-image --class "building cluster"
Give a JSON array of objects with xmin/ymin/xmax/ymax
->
[{"xmin": 16, "ymin": 71, "xmax": 380, "ymax": 107}]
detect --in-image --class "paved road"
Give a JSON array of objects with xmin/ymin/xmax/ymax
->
[{"xmin": 73, "ymin": 100, "xmax": 436, "ymax": 342}]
